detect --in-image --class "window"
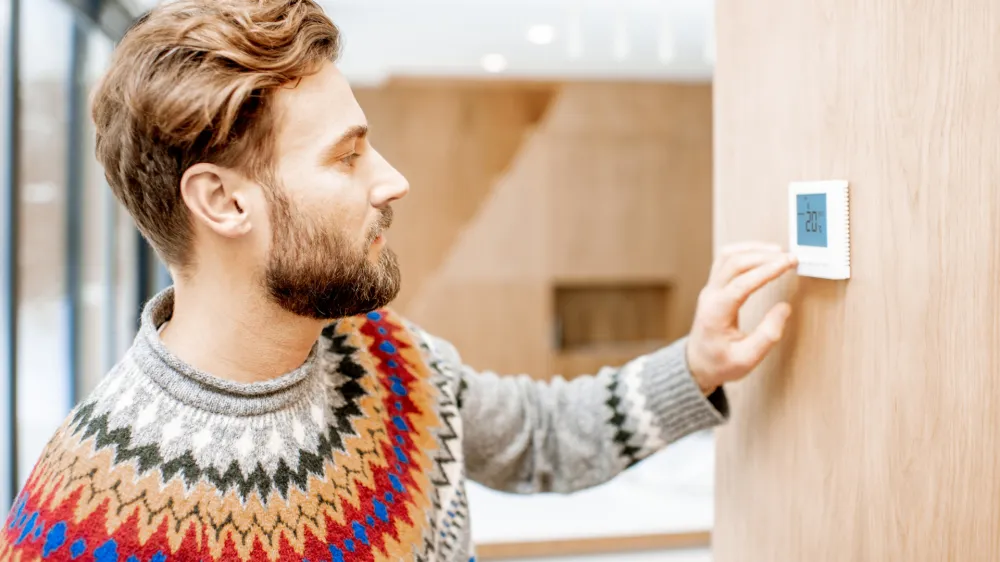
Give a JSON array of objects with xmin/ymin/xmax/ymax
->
[
  {"xmin": 0, "ymin": 0, "xmax": 15, "ymax": 512},
  {"xmin": 78, "ymin": 28, "xmax": 119, "ymax": 396},
  {"xmin": 6, "ymin": 1, "xmax": 144, "ymax": 497},
  {"xmin": 15, "ymin": 0, "xmax": 74, "ymax": 486}
]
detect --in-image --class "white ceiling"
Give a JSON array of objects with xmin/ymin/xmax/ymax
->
[{"xmin": 132, "ymin": 0, "xmax": 716, "ymax": 85}]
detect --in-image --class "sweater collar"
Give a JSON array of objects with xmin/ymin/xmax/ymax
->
[{"xmin": 130, "ymin": 287, "xmax": 323, "ymax": 416}]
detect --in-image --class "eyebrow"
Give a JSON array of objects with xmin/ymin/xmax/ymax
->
[
  {"xmin": 320, "ymin": 125, "xmax": 368, "ymax": 163},
  {"xmin": 323, "ymin": 125, "xmax": 368, "ymax": 158}
]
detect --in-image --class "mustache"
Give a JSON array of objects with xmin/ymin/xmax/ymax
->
[{"xmin": 368, "ymin": 207, "xmax": 393, "ymax": 243}]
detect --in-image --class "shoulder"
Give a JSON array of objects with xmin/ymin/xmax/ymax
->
[
  {"xmin": 320, "ymin": 309, "xmax": 465, "ymax": 382},
  {"xmin": 3, "ymin": 363, "xmax": 136, "ymax": 541},
  {"xmin": 346, "ymin": 309, "xmax": 467, "ymax": 384},
  {"xmin": 328, "ymin": 308, "xmax": 449, "ymax": 356},
  {"xmin": 379, "ymin": 309, "xmax": 463, "ymax": 366}
]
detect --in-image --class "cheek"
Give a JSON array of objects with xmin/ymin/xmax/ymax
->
[
  {"xmin": 303, "ymin": 198, "xmax": 372, "ymax": 251},
  {"xmin": 313, "ymin": 198, "xmax": 368, "ymax": 245},
  {"xmin": 284, "ymin": 167, "xmax": 371, "ymax": 231},
  {"xmin": 320, "ymin": 186, "xmax": 372, "ymax": 235}
]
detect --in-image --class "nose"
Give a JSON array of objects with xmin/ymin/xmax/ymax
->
[{"xmin": 369, "ymin": 148, "xmax": 410, "ymax": 207}]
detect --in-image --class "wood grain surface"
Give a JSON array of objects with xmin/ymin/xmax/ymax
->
[
  {"xmin": 361, "ymin": 80, "xmax": 713, "ymax": 380},
  {"xmin": 713, "ymin": 0, "xmax": 1000, "ymax": 560}
]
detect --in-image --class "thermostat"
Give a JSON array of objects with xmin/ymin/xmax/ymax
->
[{"xmin": 788, "ymin": 180, "xmax": 850, "ymax": 280}]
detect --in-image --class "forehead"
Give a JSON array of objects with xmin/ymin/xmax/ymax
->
[{"xmin": 272, "ymin": 61, "xmax": 364, "ymax": 155}]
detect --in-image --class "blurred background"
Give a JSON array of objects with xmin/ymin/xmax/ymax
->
[{"xmin": 0, "ymin": 0, "xmax": 716, "ymax": 560}]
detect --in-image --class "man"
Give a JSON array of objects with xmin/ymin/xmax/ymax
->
[{"xmin": 1, "ymin": 1, "xmax": 797, "ymax": 560}]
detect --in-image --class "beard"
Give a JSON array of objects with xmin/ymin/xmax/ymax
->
[{"xmin": 262, "ymin": 191, "xmax": 401, "ymax": 320}]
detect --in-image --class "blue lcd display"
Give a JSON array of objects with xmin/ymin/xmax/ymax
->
[{"xmin": 796, "ymin": 193, "xmax": 828, "ymax": 247}]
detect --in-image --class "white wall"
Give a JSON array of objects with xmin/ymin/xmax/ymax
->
[{"xmin": 469, "ymin": 431, "xmax": 714, "ymax": 560}]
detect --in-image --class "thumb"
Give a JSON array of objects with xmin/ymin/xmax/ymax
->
[{"xmin": 730, "ymin": 302, "xmax": 792, "ymax": 371}]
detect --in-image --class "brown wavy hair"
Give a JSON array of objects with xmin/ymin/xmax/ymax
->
[{"xmin": 92, "ymin": 0, "xmax": 341, "ymax": 269}]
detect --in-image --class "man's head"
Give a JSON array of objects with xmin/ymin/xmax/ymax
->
[{"xmin": 93, "ymin": 0, "xmax": 409, "ymax": 319}]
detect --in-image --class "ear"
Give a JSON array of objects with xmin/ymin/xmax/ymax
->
[{"xmin": 180, "ymin": 163, "xmax": 254, "ymax": 238}]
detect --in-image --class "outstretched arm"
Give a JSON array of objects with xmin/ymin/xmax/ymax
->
[
  {"xmin": 418, "ymin": 331, "xmax": 726, "ymax": 494},
  {"xmin": 414, "ymin": 243, "xmax": 797, "ymax": 494}
]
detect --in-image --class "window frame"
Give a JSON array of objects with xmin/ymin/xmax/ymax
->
[{"xmin": 0, "ymin": 0, "xmax": 142, "ymax": 516}]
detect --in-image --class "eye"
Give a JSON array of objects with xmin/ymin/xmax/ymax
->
[{"xmin": 342, "ymin": 152, "xmax": 361, "ymax": 167}]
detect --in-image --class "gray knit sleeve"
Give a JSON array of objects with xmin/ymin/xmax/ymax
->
[{"xmin": 409, "ymin": 324, "xmax": 729, "ymax": 495}]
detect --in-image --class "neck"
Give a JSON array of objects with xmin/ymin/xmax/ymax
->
[{"xmin": 159, "ymin": 279, "xmax": 326, "ymax": 384}]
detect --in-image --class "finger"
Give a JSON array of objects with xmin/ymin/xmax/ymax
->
[
  {"xmin": 712, "ymin": 250, "xmax": 789, "ymax": 288},
  {"xmin": 710, "ymin": 243, "xmax": 784, "ymax": 287},
  {"xmin": 730, "ymin": 302, "xmax": 792, "ymax": 370},
  {"xmin": 724, "ymin": 254, "xmax": 798, "ymax": 307}
]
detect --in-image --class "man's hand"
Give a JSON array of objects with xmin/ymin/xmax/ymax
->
[{"xmin": 687, "ymin": 242, "xmax": 798, "ymax": 394}]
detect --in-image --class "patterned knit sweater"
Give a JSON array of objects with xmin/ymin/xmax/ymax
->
[{"xmin": 1, "ymin": 288, "xmax": 728, "ymax": 562}]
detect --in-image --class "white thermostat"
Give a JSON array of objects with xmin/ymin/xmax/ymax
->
[{"xmin": 788, "ymin": 180, "xmax": 850, "ymax": 280}]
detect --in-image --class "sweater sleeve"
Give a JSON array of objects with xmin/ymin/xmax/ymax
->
[{"xmin": 409, "ymin": 324, "xmax": 729, "ymax": 495}]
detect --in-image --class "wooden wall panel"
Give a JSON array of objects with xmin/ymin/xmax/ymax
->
[
  {"xmin": 542, "ymin": 82, "xmax": 713, "ymax": 141},
  {"xmin": 547, "ymin": 137, "xmax": 681, "ymax": 279},
  {"xmin": 431, "ymin": 144, "xmax": 551, "ymax": 283},
  {"xmin": 405, "ymin": 143, "xmax": 552, "ymax": 376},
  {"xmin": 546, "ymin": 84, "xmax": 712, "ymax": 343},
  {"xmin": 353, "ymin": 84, "xmax": 553, "ymax": 309},
  {"xmin": 359, "ymin": 80, "xmax": 713, "ymax": 379},
  {"xmin": 713, "ymin": 1, "xmax": 1000, "ymax": 560},
  {"xmin": 407, "ymin": 282, "xmax": 553, "ymax": 378}
]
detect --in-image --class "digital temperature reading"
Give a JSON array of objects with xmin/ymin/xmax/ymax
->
[
  {"xmin": 788, "ymin": 180, "xmax": 850, "ymax": 280},
  {"xmin": 796, "ymin": 193, "xmax": 828, "ymax": 247}
]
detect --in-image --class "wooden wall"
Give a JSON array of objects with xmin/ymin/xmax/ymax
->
[
  {"xmin": 713, "ymin": 0, "xmax": 1000, "ymax": 560},
  {"xmin": 354, "ymin": 84, "xmax": 553, "ymax": 312},
  {"xmin": 356, "ymin": 80, "xmax": 713, "ymax": 379}
]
